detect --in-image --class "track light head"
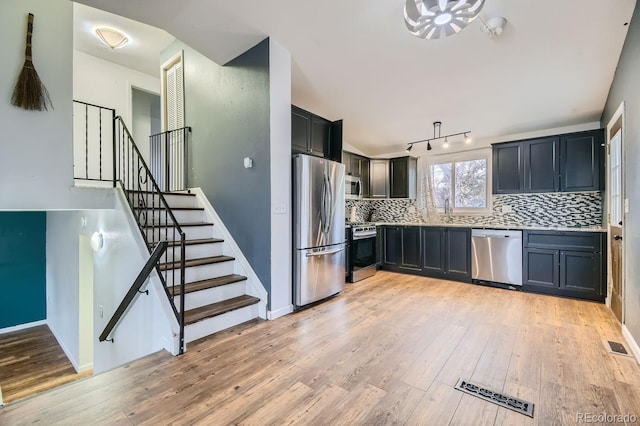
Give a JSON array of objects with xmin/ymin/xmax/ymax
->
[
  {"xmin": 427, "ymin": 142, "xmax": 432, "ymax": 151},
  {"xmin": 406, "ymin": 144, "xmax": 413, "ymax": 153}
]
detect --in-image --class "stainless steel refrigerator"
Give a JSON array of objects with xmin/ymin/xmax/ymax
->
[{"xmin": 293, "ymin": 154, "xmax": 346, "ymax": 307}]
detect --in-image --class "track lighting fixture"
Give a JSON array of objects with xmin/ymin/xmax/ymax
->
[{"xmin": 405, "ymin": 121, "xmax": 471, "ymax": 152}]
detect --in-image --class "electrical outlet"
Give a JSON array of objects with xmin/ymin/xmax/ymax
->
[
  {"xmin": 273, "ymin": 203, "xmax": 287, "ymax": 214},
  {"xmin": 408, "ymin": 206, "xmax": 416, "ymax": 213},
  {"xmin": 625, "ymin": 198, "xmax": 630, "ymax": 214},
  {"xmin": 501, "ymin": 205, "xmax": 513, "ymax": 214},
  {"xmin": 99, "ymin": 305, "xmax": 104, "ymax": 318}
]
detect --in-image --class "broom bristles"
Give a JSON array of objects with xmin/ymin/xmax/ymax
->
[{"xmin": 11, "ymin": 61, "xmax": 53, "ymax": 111}]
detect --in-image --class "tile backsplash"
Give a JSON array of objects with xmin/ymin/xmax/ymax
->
[{"xmin": 346, "ymin": 192, "xmax": 602, "ymax": 228}]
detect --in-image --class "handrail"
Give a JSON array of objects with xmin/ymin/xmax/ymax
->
[
  {"xmin": 72, "ymin": 100, "xmax": 116, "ymax": 183},
  {"xmin": 99, "ymin": 241, "xmax": 168, "ymax": 343},
  {"xmin": 149, "ymin": 126, "xmax": 191, "ymax": 192},
  {"xmin": 113, "ymin": 116, "xmax": 186, "ymax": 354}
]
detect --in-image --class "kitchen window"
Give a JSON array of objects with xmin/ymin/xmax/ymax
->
[{"xmin": 429, "ymin": 149, "xmax": 492, "ymax": 214}]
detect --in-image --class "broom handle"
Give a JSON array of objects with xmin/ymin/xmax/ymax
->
[{"xmin": 25, "ymin": 13, "xmax": 34, "ymax": 62}]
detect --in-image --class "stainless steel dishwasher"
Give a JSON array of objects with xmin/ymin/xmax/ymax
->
[{"xmin": 471, "ymin": 229, "xmax": 522, "ymax": 286}]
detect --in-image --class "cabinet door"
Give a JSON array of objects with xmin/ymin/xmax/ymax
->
[
  {"xmin": 560, "ymin": 130, "xmax": 603, "ymax": 191},
  {"xmin": 350, "ymin": 155, "xmax": 362, "ymax": 178},
  {"xmin": 292, "ymin": 106, "xmax": 311, "ymax": 154},
  {"xmin": 343, "ymin": 151, "xmax": 352, "ymax": 175},
  {"xmin": 370, "ymin": 159, "xmax": 389, "ymax": 198},
  {"xmin": 560, "ymin": 250, "xmax": 601, "ymax": 295},
  {"xmin": 361, "ymin": 158, "xmax": 370, "ymax": 198},
  {"xmin": 523, "ymin": 248, "xmax": 559, "ymax": 288},
  {"xmin": 422, "ymin": 227, "xmax": 445, "ymax": 275},
  {"xmin": 390, "ymin": 158, "xmax": 408, "ymax": 198},
  {"xmin": 310, "ymin": 116, "xmax": 330, "ymax": 157},
  {"xmin": 383, "ymin": 226, "xmax": 400, "ymax": 266},
  {"xmin": 524, "ymin": 137, "xmax": 559, "ymax": 192},
  {"xmin": 400, "ymin": 227, "xmax": 421, "ymax": 270},
  {"xmin": 492, "ymin": 142, "xmax": 523, "ymax": 194},
  {"xmin": 327, "ymin": 120, "xmax": 343, "ymax": 163},
  {"xmin": 445, "ymin": 228, "xmax": 471, "ymax": 280}
]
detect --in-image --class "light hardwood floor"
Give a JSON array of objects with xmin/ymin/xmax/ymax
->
[{"xmin": 1, "ymin": 272, "xmax": 639, "ymax": 425}]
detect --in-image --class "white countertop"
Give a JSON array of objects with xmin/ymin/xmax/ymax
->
[{"xmin": 374, "ymin": 222, "xmax": 607, "ymax": 232}]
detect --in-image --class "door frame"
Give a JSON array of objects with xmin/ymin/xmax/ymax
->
[
  {"xmin": 160, "ymin": 50, "xmax": 185, "ymax": 132},
  {"xmin": 605, "ymin": 101, "xmax": 625, "ymax": 322}
]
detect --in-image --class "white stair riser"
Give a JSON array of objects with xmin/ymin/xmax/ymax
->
[
  {"xmin": 129, "ymin": 194, "xmax": 198, "ymax": 209},
  {"xmin": 137, "ymin": 209, "xmax": 204, "ymax": 225},
  {"xmin": 166, "ymin": 242, "xmax": 224, "ymax": 261},
  {"xmin": 162, "ymin": 261, "xmax": 235, "ymax": 285},
  {"xmin": 144, "ymin": 225, "xmax": 213, "ymax": 241},
  {"xmin": 175, "ymin": 281, "xmax": 246, "ymax": 311},
  {"xmin": 184, "ymin": 304, "xmax": 259, "ymax": 343}
]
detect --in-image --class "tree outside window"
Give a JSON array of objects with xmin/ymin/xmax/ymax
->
[{"xmin": 430, "ymin": 152, "xmax": 490, "ymax": 214}]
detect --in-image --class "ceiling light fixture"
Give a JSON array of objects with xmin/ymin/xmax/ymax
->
[
  {"xmin": 404, "ymin": 0, "xmax": 485, "ymax": 40},
  {"xmin": 479, "ymin": 16, "xmax": 507, "ymax": 38},
  {"xmin": 406, "ymin": 121, "xmax": 471, "ymax": 151},
  {"xmin": 95, "ymin": 27, "xmax": 129, "ymax": 49}
]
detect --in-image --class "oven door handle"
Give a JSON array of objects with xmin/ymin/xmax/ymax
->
[
  {"xmin": 353, "ymin": 232, "xmax": 377, "ymax": 240},
  {"xmin": 306, "ymin": 247, "xmax": 345, "ymax": 257}
]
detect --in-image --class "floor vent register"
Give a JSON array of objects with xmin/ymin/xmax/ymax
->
[
  {"xmin": 454, "ymin": 378, "xmax": 534, "ymax": 418},
  {"xmin": 607, "ymin": 340, "xmax": 630, "ymax": 355}
]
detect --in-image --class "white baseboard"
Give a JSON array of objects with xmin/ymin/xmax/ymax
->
[
  {"xmin": 267, "ymin": 304, "xmax": 294, "ymax": 320},
  {"xmin": 622, "ymin": 325, "xmax": 640, "ymax": 363},
  {"xmin": 77, "ymin": 362, "xmax": 94, "ymax": 373},
  {"xmin": 0, "ymin": 320, "xmax": 47, "ymax": 335}
]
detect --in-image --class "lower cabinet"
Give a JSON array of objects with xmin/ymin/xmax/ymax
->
[
  {"xmin": 523, "ymin": 231, "xmax": 605, "ymax": 301},
  {"xmin": 381, "ymin": 226, "xmax": 471, "ymax": 282}
]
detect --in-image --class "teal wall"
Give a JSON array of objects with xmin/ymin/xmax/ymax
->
[{"xmin": 0, "ymin": 212, "xmax": 47, "ymax": 328}]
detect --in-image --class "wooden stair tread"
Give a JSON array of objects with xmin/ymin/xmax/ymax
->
[
  {"xmin": 142, "ymin": 222, "xmax": 213, "ymax": 229},
  {"xmin": 159, "ymin": 255, "xmax": 235, "ymax": 270},
  {"xmin": 170, "ymin": 274, "xmax": 248, "ymax": 296},
  {"xmin": 149, "ymin": 238, "xmax": 223, "ymax": 247},
  {"xmin": 184, "ymin": 295, "xmax": 260, "ymax": 325}
]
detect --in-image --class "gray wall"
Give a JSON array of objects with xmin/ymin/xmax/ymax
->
[
  {"xmin": 161, "ymin": 39, "xmax": 272, "ymax": 296},
  {"xmin": 601, "ymin": 4, "xmax": 640, "ymax": 347}
]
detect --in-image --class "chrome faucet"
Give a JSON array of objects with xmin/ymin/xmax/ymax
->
[{"xmin": 444, "ymin": 198, "xmax": 453, "ymax": 222}]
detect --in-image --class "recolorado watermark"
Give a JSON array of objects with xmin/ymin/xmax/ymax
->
[{"xmin": 576, "ymin": 412, "xmax": 637, "ymax": 423}]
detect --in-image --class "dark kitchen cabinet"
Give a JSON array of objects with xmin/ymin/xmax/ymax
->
[
  {"xmin": 370, "ymin": 159, "xmax": 390, "ymax": 198},
  {"xmin": 492, "ymin": 129, "xmax": 603, "ymax": 194},
  {"xmin": 381, "ymin": 226, "xmax": 471, "ymax": 282},
  {"xmin": 390, "ymin": 156, "xmax": 417, "ymax": 199},
  {"xmin": 344, "ymin": 151, "xmax": 370, "ymax": 198},
  {"xmin": 523, "ymin": 230, "xmax": 605, "ymax": 301},
  {"xmin": 560, "ymin": 130, "xmax": 603, "ymax": 192},
  {"xmin": 292, "ymin": 105, "xmax": 341, "ymax": 160},
  {"xmin": 382, "ymin": 226, "xmax": 420, "ymax": 271},
  {"xmin": 420, "ymin": 227, "xmax": 471, "ymax": 281},
  {"xmin": 492, "ymin": 142, "xmax": 523, "ymax": 194},
  {"xmin": 523, "ymin": 136, "xmax": 559, "ymax": 192}
]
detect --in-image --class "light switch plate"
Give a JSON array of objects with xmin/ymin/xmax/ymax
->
[
  {"xmin": 624, "ymin": 198, "xmax": 630, "ymax": 214},
  {"xmin": 274, "ymin": 203, "xmax": 287, "ymax": 214}
]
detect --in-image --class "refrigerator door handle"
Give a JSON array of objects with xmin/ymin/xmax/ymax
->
[
  {"xmin": 305, "ymin": 246, "xmax": 345, "ymax": 257},
  {"xmin": 327, "ymin": 173, "xmax": 333, "ymax": 232}
]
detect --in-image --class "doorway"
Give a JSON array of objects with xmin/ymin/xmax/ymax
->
[
  {"xmin": 606, "ymin": 102, "xmax": 625, "ymax": 324},
  {"xmin": 131, "ymin": 88, "xmax": 162, "ymax": 166}
]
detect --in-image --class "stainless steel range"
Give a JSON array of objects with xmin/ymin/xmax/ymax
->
[{"xmin": 347, "ymin": 222, "xmax": 377, "ymax": 282}]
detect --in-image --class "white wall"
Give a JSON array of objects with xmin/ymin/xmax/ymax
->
[
  {"xmin": 0, "ymin": 0, "xmax": 74, "ymax": 209},
  {"xmin": 73, "ymin": 50, "xmax": 161, "ymax": 162},
  {"xmin": 78, "ymin": 234, "xmax": 94, "ymax": 372},
  {"xmin": 268, "ymin": 39, "xmax": 293, "ymax": 319},
  {"xmin": 46, "ymin": 195, "xmax": 173, "ymax": 374}
]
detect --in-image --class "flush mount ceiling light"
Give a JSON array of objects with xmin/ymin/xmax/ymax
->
[
  {"xmin": 406, "ymin": 121, "xmax": 471, "ymax": 152},
  {"xmin": 404, "ymin": 0, "xmax": 485, "ymax": 40},
  {"xmin": 95, "ymin": 27, "xmax": 129, "ymax": 49}
]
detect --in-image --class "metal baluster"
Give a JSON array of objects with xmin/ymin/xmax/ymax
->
[{"xmin": 85, "ymin": 104, "xmax": 89, "ymax": 179}]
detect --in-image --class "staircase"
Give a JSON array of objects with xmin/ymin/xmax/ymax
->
[{"xmin": 133, "ymin": 190, "xmax": 261, "ymax": 345}]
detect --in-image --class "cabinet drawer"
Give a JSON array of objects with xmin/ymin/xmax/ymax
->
[{"xmin": 523, "ymin": 231, "xmax": 602, "ymax": 252}]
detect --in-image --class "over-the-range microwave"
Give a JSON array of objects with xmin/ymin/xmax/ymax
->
[{"xmin": 345, "ymin": 175, "xmax": 362, "ymax": 200}]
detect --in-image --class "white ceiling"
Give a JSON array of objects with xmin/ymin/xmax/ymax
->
[
  {"xmin": 73, "ymin": 3, "xmax": 174, "ymax": 77},
  {"xmin": 73, "ymin": 0, "xmax": 637, "ymax": 156}
]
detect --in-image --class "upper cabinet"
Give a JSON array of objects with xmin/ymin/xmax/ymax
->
[
  {"xmin": 291, "ymin": 105, "xmax": 342, "ymax": 161},
  {"xmin": 561, "ymin": 131, "xmax": 603, "ymax": 192},
  {"xmin": 390, "ymin": 156, "xmax": 417, "ymax": 199},
  {"xmin": 492, "ymin": 129, "xmax": 603, "ymax": 194},
  {"xmin": 369, "ymin": 159, "xmax": 390, "ymax": 199},
  {"xmin": 344, "ymin": 151, "xmax": 370, "ymax": 197}
]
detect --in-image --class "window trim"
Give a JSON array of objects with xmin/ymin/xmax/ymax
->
[{"xmin": 429, "ymin": 148, "xmax": 493, "ymax": 215}]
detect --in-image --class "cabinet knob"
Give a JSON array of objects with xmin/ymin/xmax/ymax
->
[{"xmin": 614, "ymin": 235, "xmax": 622, "ymax": 241}]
